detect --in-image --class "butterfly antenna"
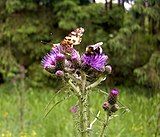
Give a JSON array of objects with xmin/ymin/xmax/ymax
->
[
  {"xmin": 41, "ymin": 40, "xmax": 54, "ymax": 46},
  {"xmin": 41, "ymin": 32, "xmax": 54, "ymax": 45}
]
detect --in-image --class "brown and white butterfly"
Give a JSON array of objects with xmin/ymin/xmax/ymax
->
[
  {"xmin": 42, "ymin": 27, "xmax": 84, "ymax": 50},
  {"xmin": 60, "ymin": 27, "xmax": 85, "ymax": 49}
]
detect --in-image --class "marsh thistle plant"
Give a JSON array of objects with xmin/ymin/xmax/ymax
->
[{"xmin": 41, "ymin": 27, "xmax": 128, "ymax": 137}]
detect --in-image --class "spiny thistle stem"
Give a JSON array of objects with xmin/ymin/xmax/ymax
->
[
  {"xmin": 99, "ymin": 113, "xmax": 110, "ymax": 137},
  {"xmin": 78, "ymin": 94, "xmax": 90, "ymax": 137},
  {"xmin": 78, "ymin": 71, "xmax": 90, "ymax": 137}
]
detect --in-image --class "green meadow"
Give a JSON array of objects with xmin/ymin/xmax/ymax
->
[{"xmin": 0, "ymin": 84, "xmax": 159, "ymax": 137}]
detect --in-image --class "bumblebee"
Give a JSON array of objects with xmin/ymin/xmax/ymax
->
[{"xmin": 85, "ymin": 42, "xmax": 103, "ymax": 55}]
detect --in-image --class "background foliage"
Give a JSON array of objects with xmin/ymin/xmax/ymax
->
[{"xmin": 0, "ymin": 0, "xmax": 160, "ymax": 90}]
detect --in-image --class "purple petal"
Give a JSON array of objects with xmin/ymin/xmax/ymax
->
[{"xmin": 81, "ymin": 54, "xmax": 108, "ymax": 72}]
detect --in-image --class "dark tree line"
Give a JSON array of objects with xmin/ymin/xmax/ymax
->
[{"xmin": 0, "ymin": 0, "xmax": 159, "ymax": 90}]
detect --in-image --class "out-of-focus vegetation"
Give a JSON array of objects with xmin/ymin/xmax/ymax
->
[
  {"xmin": 0, "ymin": 0, "xmax": 160, "ymax": 89},
  {"xmin": 0, "ymin": 84, "xmax": 159, "ymax": 137}
]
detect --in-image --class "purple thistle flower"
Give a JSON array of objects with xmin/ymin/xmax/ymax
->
[
  {"xmin": 41, "ymin": 53, "xmax": 56, "ymax": 69},
  {"xmin": 110, "ymin": 88, "xmax": 119, "ymax": 97},
  {"xmin": 51, "ymin": 43, "xmax": 78, "ymax": 55},
  {"xmin": 51, "ymin": 43, "xmax": 80, "ymax": 62},
  {"xmin": 42, "ymin": 43, "xmax": 81, "ymax": 74},
  {"xmin": 81, "ymin": 54, "xmax": 108, "ymax": 72},
  {"xmin": 41, "ymin": 49, "xmax": 65, "ymax": 71},
  {"xmin": 71, "ymin": 49, "xmax": 81, "ymax": 65},
  {"xmin": 51, "ymin": 43, "xmax": 63, "ymax": 54},
  {"xmin": 55, "ymin": 53, "xmax": 65, "ymax": 61}
]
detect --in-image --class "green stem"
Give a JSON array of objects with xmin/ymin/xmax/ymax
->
[
  {"xmin": 78, "ymin": 71, "xmax": 90, "ymax": 137},
  {"xmin": 99, "ymin": 113, "xmax": 110, "ymax": 137},
  {"xmin": 78, "ymin": 94, "xmax": 89, "ymax": 137},
  {"xmin": 68, "ymin": 79, "xmax": 80, "ymax": 96}
]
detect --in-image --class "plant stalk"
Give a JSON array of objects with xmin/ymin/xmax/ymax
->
[
  {"xmin": 99, "ymin": 113, "xmax": 110, "ymax": 137},
  {"xmin": 78, "ymin": 94, "xmax": 89, "ymax": 137},
  {"xmin": 78, "ymin": 71, "xmax": 90, "ymax": 137}
]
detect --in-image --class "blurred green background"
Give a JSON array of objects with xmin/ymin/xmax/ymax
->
[{"xmin": 0, "ymin": 0, "xmax": 160, "ymax": 137}]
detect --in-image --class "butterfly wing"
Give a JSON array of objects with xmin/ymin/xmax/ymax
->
[{"xmin": 60, "ymin": 27, "xmax": 85, "ymax": 48}]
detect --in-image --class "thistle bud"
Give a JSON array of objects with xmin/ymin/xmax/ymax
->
[
  {"xmin": 105, "ymin": 65, "xmax": 112, "ymax": 74},
  {"xmin": 55, "ymin": 70, "xmax": 64, "ymax": 77},
  {"xmin": 108, "ymin": 88, "xmax": 119, "ymax": 105},
  {"xmin": 110, "ymin": 104, "xmax": 119, "ymax": 113},
  {"xmin": 70, "ymin": 106, "xmax": 78, "ymax": 113},
  {"xmin": 102, "ymin": 101, "xmax": 110, "ymax": 111}
]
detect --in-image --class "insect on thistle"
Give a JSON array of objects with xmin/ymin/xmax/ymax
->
[
  {"xmin": 60, "ymin": 27, "xmax": 85, "ymax": 49},
  {"xmin": 85, "ymin": 42, "xmax": 103, "ymax": 55}
]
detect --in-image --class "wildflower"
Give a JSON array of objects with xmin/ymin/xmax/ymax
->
[
  {"xmin": 71, "ymin": 49, "xmax": 81, "ymax": 63},
  {"xmin": 81, "ymin": 54, "xmax": 108, "ymax": 72},
  {"xmin": 42, "ymin": 43, "xmax": 81, "ymax": 74},
  {"xmin": 41, "ymin": 53, "xmax": 56, "ymax": 69},
  {"xmin": 81, "ymin": 42, "xmax": 108, "ymax": 72},
  {"xmin": 51, "ymin": 43, "xmax": 62, "ymax": 53},
  {"xmin": 42, "ymin": 48, "xmax": 65, "ymax": 71},
  {"xmin": 108, "ymin": 88, "xmax": 119, "ymax": 105}
]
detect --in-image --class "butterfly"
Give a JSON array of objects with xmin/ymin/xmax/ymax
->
[
  {"xmin": 85, "ymin": 42, "xmax": 103, "ymax": 55},
  {"xmin": 41, "ymin": 27, "xmax": 84, "ymax": 50},
  {"xmin": 60, "ymin": 27, "xmax": 85, "ymax": 49}
]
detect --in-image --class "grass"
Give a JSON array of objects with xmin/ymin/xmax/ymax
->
[{"xmin": 0, "ymin": 83, "xmax": 159, "ymax": 137}]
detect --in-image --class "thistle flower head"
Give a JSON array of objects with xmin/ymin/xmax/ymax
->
[
  {"xmin": 81, "ymin": 53, "xmax": 108, "ymax": 72},
  {"xmin": 41, "ymin": 48, "xmax": 65, "ymax": 73},
  {"xmin": 110, "ymin": 88, "xmax": 119, "ymax": 97},
  {"xmin": 82, "ymin": 42, "xmax": 108, "ymax": 72},
  {"xmin": 42, "ymin": 42, "xmax": 82, "ymax": 75},
  {"xmin": 41, "ymin": 53, "xmax": 56, "ymax": 69}
]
